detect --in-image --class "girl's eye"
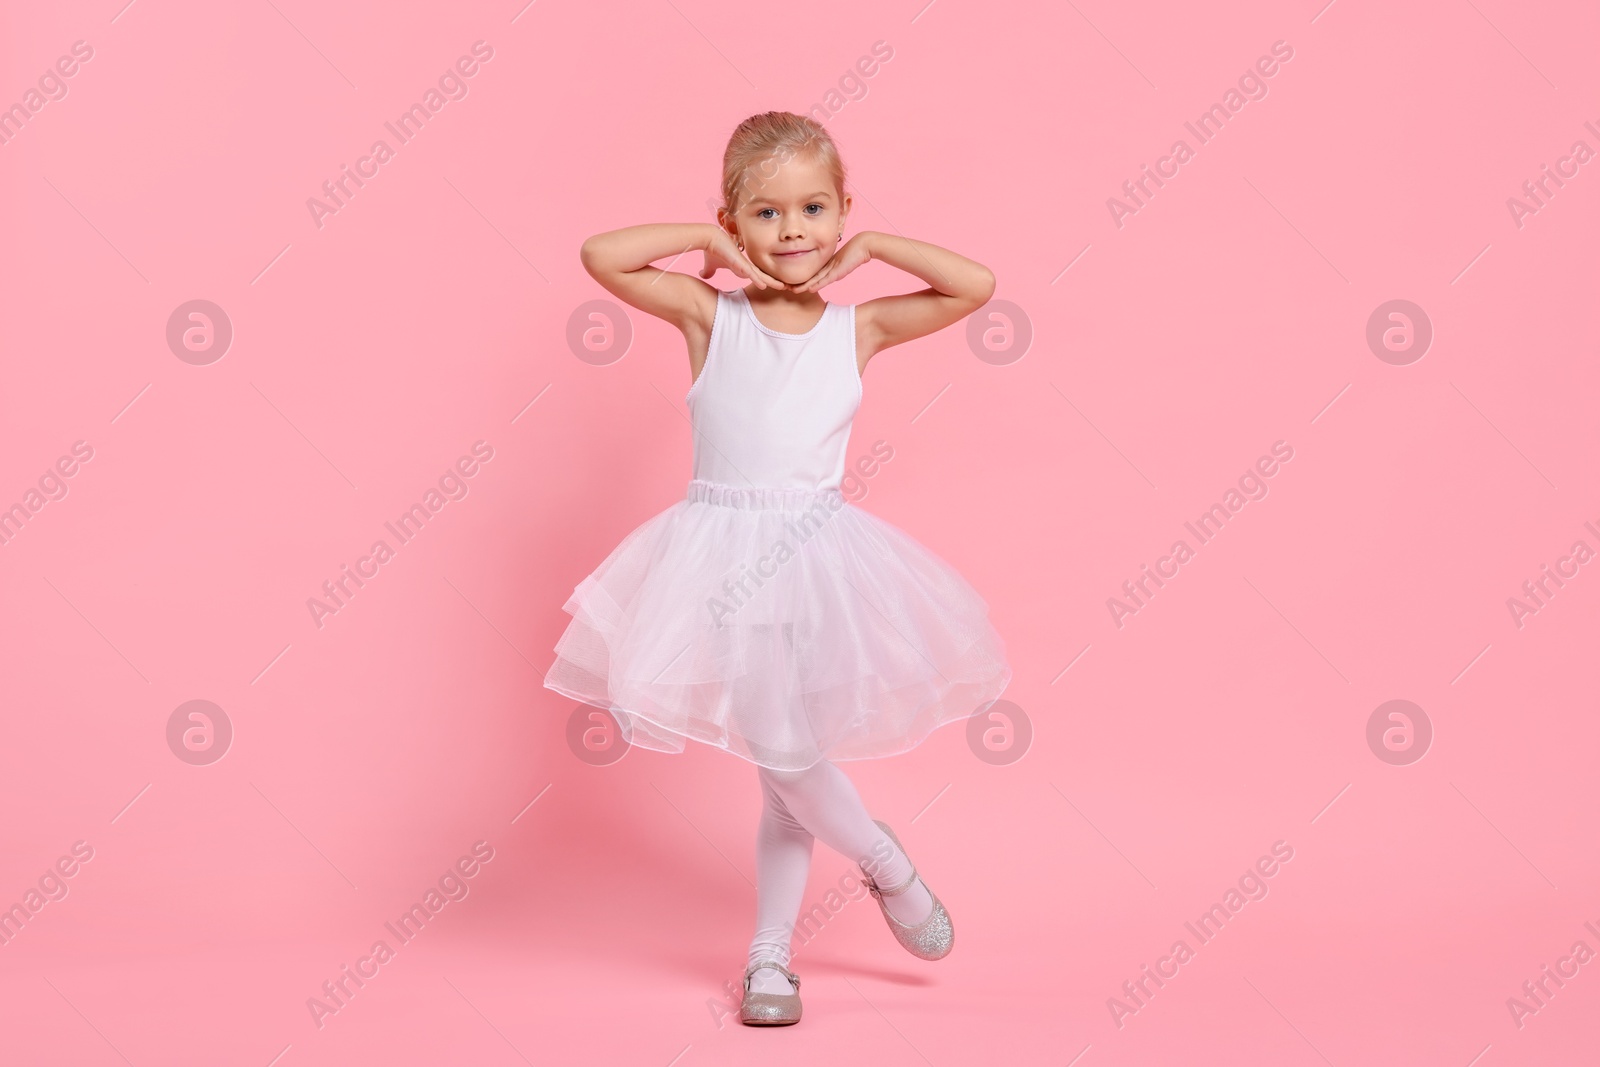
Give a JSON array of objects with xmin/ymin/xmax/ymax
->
[{"xmin": 756, "ymin": 206, "xmax": 825, "ymax": 219}]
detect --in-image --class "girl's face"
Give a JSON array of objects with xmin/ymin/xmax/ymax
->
[{"xmin": 722, "ymin": 154, "xmax": 850, "ymax": 288}]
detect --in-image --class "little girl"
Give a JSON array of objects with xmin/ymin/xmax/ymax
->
[{"xmin": 545, "ymin": 111, "xmax": 1012, "ymax": 1026}]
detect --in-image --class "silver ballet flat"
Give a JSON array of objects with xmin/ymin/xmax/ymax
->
[
  {"xmin": 739, "ymin": 958, "xmax": 802, "ymax": 1026},
  {"xmin": 862, "ymin": 819, "xmax": 954, "ymax": 961}
]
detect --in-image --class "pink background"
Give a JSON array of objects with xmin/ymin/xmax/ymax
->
[{"xmin": 3, "ymin": 0, "xmax": 1598, "ymax": 1063}]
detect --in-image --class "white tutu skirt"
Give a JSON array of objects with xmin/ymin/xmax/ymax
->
[{"xmin": 544, "ymin": 479, "xmax": 1014, "ymax": 771}]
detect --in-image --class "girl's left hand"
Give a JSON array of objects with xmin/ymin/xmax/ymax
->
[{"xmin": 791, "ymin": 232, "xmax": 875, "ymax": 293}]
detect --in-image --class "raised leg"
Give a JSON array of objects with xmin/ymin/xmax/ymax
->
[{"xmin": 756, "ymin": 759, "xmax": 934, "ymax": 928}]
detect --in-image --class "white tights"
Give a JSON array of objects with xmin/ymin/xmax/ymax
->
[{"xmin": 745, "ymin": 759, "xmax": 934, "ymax": 995}]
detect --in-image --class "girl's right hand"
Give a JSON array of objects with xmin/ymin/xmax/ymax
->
[{"xmin": 700, "ymin": 229, "xmax": 786, "ymax": 290}]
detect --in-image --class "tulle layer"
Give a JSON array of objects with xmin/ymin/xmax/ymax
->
[{"xmin": 544, "ymin": 479, "xmax": 1013, "ymax": 771}]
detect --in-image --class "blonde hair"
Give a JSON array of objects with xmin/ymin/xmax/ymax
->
[{"xmin": 718, "ymin": 111, "xmax": 847, "ymax": 220}]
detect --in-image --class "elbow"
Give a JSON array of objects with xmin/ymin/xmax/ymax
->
[
  {"xmin": 972, "ymin": 266, "xmax": 996, "ymax": 307},
  {"xmin": 579, "ymin": 237, "xmax": 602, "ymax": 276}
]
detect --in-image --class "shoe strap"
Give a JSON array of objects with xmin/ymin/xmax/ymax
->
[
  {"xmin": 744, "ymin": 958, "xmax": 801, "ymax": 991},
  {"xmin": 863, "ymin": 862, "xmax": 919, "ymax": 898}
]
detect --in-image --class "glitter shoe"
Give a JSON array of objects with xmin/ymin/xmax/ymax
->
[
  {"xmin": 862, "ymin": 819, "xmax": 954, "ymax": 961},
  {"xmin": 739, "ymin": 958, "xmax": 802, "ymax": 1026}
]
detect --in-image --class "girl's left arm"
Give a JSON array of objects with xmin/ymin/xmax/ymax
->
[{"xmin": 840, "ymin": 232, "xmax": 996, "ymax": 364}]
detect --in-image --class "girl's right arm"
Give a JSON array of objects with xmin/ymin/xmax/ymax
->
[{"xmin": 579, "ymin": 223, "xmax": 784, "ymax": 337}]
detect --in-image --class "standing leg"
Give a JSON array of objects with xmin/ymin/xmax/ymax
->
[
  {"xmin": 757, "ymin": 760, "xmax": 934, "ymax": 926},
  {"xmin": 746, "ymin": 770, "xmax": 814, "ymax": 995}
]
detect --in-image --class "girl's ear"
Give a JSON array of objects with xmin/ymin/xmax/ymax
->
[{"xmin": 716, "ymin": 206, "xmax": 742, "ymax": 242}]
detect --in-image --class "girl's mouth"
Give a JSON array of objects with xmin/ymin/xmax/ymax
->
[{"xmin": 774, "ymin": 249, "xmax": 813, "ymax": 258}]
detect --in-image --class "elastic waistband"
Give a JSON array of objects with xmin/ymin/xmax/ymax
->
[{"xmin": 686, "ymin": 479, "xmax": 845, "ymax": 511}]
